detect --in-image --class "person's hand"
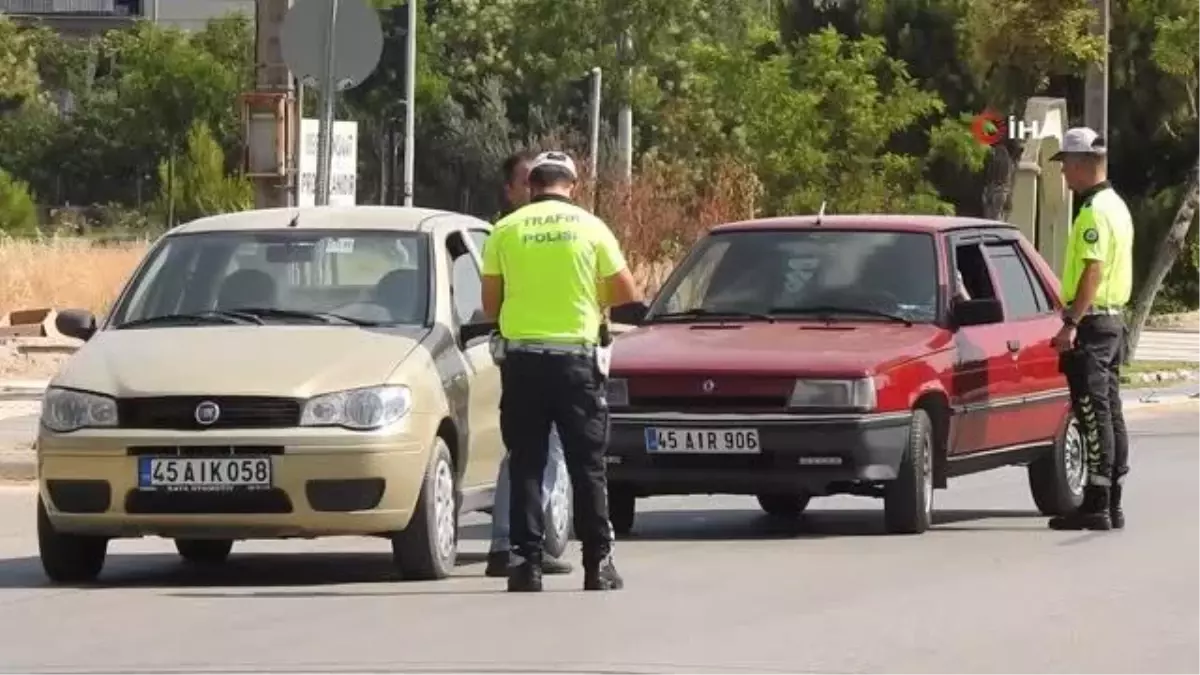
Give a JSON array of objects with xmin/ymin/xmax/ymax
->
[{"xmin": 1051, "ymin": 324, "xmax": 1076, "ymax": 353}]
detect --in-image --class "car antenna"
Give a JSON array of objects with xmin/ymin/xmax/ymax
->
[
  {"xmin": 287, "ymin": 213, "xmax": 299, "ymax": 228},
  {"xmin": 815, "ymin": 200, "xmax": 827, "ymax": 226}
]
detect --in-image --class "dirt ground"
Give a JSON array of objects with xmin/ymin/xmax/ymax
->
[{"xmin": 1146, "ymin": 311, "xmax": 1200, "ymax": 331}]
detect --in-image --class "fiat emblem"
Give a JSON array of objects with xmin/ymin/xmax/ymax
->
[
  {"xmin": 702, "ymin": 379, "xmax": 716, "ymax": 393},
  {"xmin": 194, "ymin": 401, "xmax": 221, "ymax": 426}
]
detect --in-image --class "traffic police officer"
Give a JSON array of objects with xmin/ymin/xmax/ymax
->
[
  {"xmin": 484, "ymin": 150, "xmax": 574, "ymax": 578},
  {"xmin": 1048, "ymin": 127, "xmax": 1134, "ymax": 531},
  {"xmin": 481, "ymin": 150, "xmax": 641, "ymax": 592}
]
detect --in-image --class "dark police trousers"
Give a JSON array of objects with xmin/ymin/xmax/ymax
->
[
  {"xmin": 1060, "ymin": 315, "xmax": 1130, "ymax": 486},
  {"xmin": 500, "ymin": 349, "xmax": 613, "ymax": 564}
]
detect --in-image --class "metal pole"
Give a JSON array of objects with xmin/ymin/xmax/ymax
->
[
  {"xmin": 617, "ymin": 32, "xmax": 633, "ymax": 181},
  {"xmin": 1083, "ymin": 0, "xmax": 1110, "ymax": 138},
  {"xmin": 314, "ymin": 0, "xmax": 340, "ymax": 207},
  {"xmin": 588, "ymin": 67, "xmax": 602, "ymax": 180},
  {"xmin": 402, "ymin": 0, "xmax": 417, "ymax": 207}
]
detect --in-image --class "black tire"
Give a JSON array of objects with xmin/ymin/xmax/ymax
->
[
  {"xmin": 392, "ymin": 437, "xmax": 458, "ymax": 580},
  {"xmin": 883, "ymin": 408, "xmax": 934, "ymax": 535},
  {"xmin": 37, "ymin": 495, "xmax": 107, "ymax": 584},
  {"xmin": 543, "ymin": 462, "xmax": 572, "ymax": 559},
  {"xmin": 175, "ymin": 539, "xmax": 233, "ymax": 565},
  {"xmin": 1028, "ymin": 413, "xmax": 1087, "ymax": 516},
  {"xmin": 756, "ymin": 493, "xmax": 812, "ymax": 518},
  {"xmin": 608, "ymin": 487, "xmax": 636, "ymax": 537}
]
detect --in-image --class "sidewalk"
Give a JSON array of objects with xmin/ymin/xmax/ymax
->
[{"xmin": 1, "ymin": 385, "xmax": 1196, "ymax": 482}]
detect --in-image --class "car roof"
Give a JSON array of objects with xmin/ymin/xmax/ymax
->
[
  {"xmin": 709, "ymin": 214, "xmax": 1017, "ymax": 235},
  {"xmin": 168, "ymin": 206, "xmax": 486, "ymax": 235}
]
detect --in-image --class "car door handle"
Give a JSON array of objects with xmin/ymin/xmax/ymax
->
[{"xmin": 1006, "ymin": 339, "xmax": 1021, "ymax": 353}]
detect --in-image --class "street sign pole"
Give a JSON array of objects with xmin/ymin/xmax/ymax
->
[
  {"xmin": 401, "ymin": 0, "xmax": 416, "ymax": 207},
  {"xmin": 314, "ymin": 0, "xmax": 340, "ymax": 207}
]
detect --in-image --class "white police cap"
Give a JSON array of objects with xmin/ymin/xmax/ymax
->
[
  {"xmin": 1050, "ymin": 127, "xmax": 1107, "ymax": 161},
  {"xmin": 529, "ymin": 151, "xmax": 579, "ymax": 180}
]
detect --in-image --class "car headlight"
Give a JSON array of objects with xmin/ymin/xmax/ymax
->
[
  {"xmin": 41, "ymin": 388, "xmax": 118, "ymax": 433},
  {"xmin": 606, "ymin": 378, "xmax": 629, "ymax": 407},
  {"xmin": 300, "ymin": 385, "xmax": 412, "ymax": 430},
  {"xmin": 787, "ymin": 378, "xmax": 876, "ymax": 410}
]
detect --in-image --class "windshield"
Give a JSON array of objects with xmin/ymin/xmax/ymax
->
[
  {"xmin": 649, "ymin": 229, "xmax": 940, "ymax": 324},
  {"xmin": 108, "ymin": 229, "xmax": 430, "ymax": 328}
]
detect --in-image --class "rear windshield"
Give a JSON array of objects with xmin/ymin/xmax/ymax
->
[{"xmin": 107, "ymin": 229, "xmax": 430, "ymax": 327}]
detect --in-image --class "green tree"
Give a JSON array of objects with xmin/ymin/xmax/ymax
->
[
  {"xmin": 0, "ymin": 16, "xmax": 42, "ymax": 110},
  {"xmin": 154, "ymin": 121, "xmax": 253, "ymax": 226},
  {"xmin": 0, "ymin": 166, "xmax": 39, "ymax": 237}
]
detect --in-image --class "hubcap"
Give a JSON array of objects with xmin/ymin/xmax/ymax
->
[
  {"xmin": 432, "ymin": 458, "xmax": 456, "ymax": 561},
  {"xmin": 921, "ymin": 433, "xmax": 934, "ymax": 519},
  {"xmin": 1063, "ymin": 417, "xmax": 1086, "ymax": 496},
  {"xmin": 549, "ymin": 463, "xmax": 571, "ymax": 540}
]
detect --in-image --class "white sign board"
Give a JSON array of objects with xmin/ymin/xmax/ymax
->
[{"xmin": 298, "ymin": 118, "xmax": 358, "ymax": 207}]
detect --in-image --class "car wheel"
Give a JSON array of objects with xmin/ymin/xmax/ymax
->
[
  {"xmin": 392, "ymin": 437, "xmax": 458, "ymax": 581},
  {"xmin": 175, "ymin": 539, "xmax": 233, "ymax": 565},
  {"xmin": 543, "ymin": 460, "xmax": 572, "ymax": 559},
  {"xmin": 37, "ymin": 495, "xmax": 107, "ymax": 584},
  {"xmin": 1028, "ymin": 413, "xmax": 1087, "ymax": 516},
  {"xmin": 883, "ymin": 408, "xmax": 934, "ymax": 535},
  {"xmin": 756, "ymin": 493, "xmax": 812, "ymax": 518},
  {"xmin": 608, "ymin": 487, "xmax": 636, "ymax": 537}
]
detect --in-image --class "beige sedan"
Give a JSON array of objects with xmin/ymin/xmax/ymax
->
[{"xmin": 36, "ymin": 206, "xmax": 569, "ymax": 584}]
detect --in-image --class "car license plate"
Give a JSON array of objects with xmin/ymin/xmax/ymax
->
[
  {"xmin": 644, "ymin": 427, "xmax": 760, "ymax": 454},
  {"xmin": 137, "ymin": 457, "xmax": 272, "ymax": 491}
]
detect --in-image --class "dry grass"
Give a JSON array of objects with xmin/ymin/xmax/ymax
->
[
  {"xmin": 0, "ymin": 237, "xmax": 149, "ymax": 317},
  {"xmin": 0, "ymin": 156, "xmax": 762, "ymax": 317}
]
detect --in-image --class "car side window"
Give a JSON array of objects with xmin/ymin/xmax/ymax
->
[
  {"xmin": 1014, "ymin": 243, "xmax": 1055, "ymax": 313},
  {"xmin": 468, "ymin": 230, "xmax": 489, "ymax": 260},
  {"xmin": 953, "ymin": 242, "xmax": 997, "ymax": 301},
  {"xmin": 448, "ymin": 237, "xmax": 484, "ymax": 327},
  {"xmin": 985, "ymin": 242, "xmax": 1044, "ymax": 321}
]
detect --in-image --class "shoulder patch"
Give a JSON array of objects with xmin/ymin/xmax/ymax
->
[{"xmin": 1083, "ymin": 228, "xmax": 1099, "ymax": 244}]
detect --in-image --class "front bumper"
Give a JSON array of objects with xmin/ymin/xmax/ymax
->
[
  {"xmin": 606, "ymin": 410, "xmax": 912, "ymax": 496},
  {"xmin": 36, "ymin": 419, "xmax": 435, "ymax": 539}
]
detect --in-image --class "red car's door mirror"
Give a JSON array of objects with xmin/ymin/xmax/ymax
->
[{"xmin": 952, "ymin": 298, "xmax": 1004, "ymax": 327}]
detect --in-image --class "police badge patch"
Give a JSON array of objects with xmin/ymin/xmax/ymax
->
[{"xmin": 1083, "ymin": 228, "xmax": 1099, "ymax": 243}]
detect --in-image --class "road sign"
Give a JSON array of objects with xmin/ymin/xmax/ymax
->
[
  {"xmin": 281, "ymin": 0, "xmax": 381, "ymax": 206},
  {"xmin": 297, "ymin": 118, "xmax": 357, "ymax": 207},
  {"xmin": 281, "ymin": 0, "xmax": 384, "ymax": 92}
]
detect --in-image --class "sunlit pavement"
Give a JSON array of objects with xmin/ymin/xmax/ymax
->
[{"xmin": 0, "ymin": 404, "xmax": 1195, "ymax": 674}]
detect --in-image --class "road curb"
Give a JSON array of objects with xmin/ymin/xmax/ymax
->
[{"xmin": 0, "ymin": 454, "xmax": 35, "ymax": 482}]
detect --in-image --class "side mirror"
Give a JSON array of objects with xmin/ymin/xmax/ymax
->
[
  {"xmin": 56, "ymin": 309, "xmax": 98, "ymax": 341},
  {"xmin": 952, "ymin": 298, "xmax": 1004, "ymax": 327},
  {"xmin": 459, "ymin": 320, "xmax": 497, "ymax": 346},
  {"xmin": 610, "ymin": 301, "xmax": 650, "ymax": 326}
]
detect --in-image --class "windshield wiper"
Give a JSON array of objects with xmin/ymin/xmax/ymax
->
[
  {"xmin": 649, "ymin": 308, "xmax": 775, "ymax": 323},
  {"xmin": 229, "ymin": 307, "xmax": 386, "ymax": 326},
  {"xmin": 767, "ymin": 305, "xmax": 913, "ymax": 327},
  {"xmin": 116, "ymin": 311, "xmax": 265, "ymax": 329}
]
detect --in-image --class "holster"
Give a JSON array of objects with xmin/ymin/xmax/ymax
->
[
  {"xmin": 488, "ymin": 331, "xmax": 507, "ymax": 365},
  {"xmin": 1058, "ymin": 348, "xmax": 1083, "ymax": 377}
]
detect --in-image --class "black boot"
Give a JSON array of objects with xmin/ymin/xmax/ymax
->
[
  {"xmin": 1049, "ymin": 485, "xmax": 1112, "ymax": 531},
  {"xmin": 583, "ymin": 554, "xmax": 624, "ymax": 591},
  {"xmin": 507, "ymin": 556, "xmax": 543, "ymax": 592},
  {"xmin": 1110, "ymin": 484, "xmax": 1125, "ymax": 529},
  {"xmin": 487, "ymin": 551, "xmax": 573, "ymax": 578}
]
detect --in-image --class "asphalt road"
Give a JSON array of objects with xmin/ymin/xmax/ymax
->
[{"xmin": 0, "ymin": 405, "xmax": 1196, "ymax": 674}]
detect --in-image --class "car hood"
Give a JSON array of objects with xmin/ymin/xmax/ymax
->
[
  {"xmin": 612, "ymin": 321, "xmax": 951, "ymax": 377},
  {"xmin": 51, "ymin": 325, "xmax": 428, "ymax": 398}
]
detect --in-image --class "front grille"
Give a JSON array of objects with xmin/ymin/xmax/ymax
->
[
  {"xmin": 118, "ymin": 397, "xmax": 302, "ymax": 430},
  {"xmin": 627, "ymin": 395, "xmax": 788, "ymax": 413},
  {"xmin": 126, "ymin": 445, "xmax": 286, "ymax": 457}
]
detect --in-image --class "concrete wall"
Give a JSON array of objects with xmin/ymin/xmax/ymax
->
[{"xmin": 148, "ymin": 0, "xmax": 252, "ymax": 30}]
